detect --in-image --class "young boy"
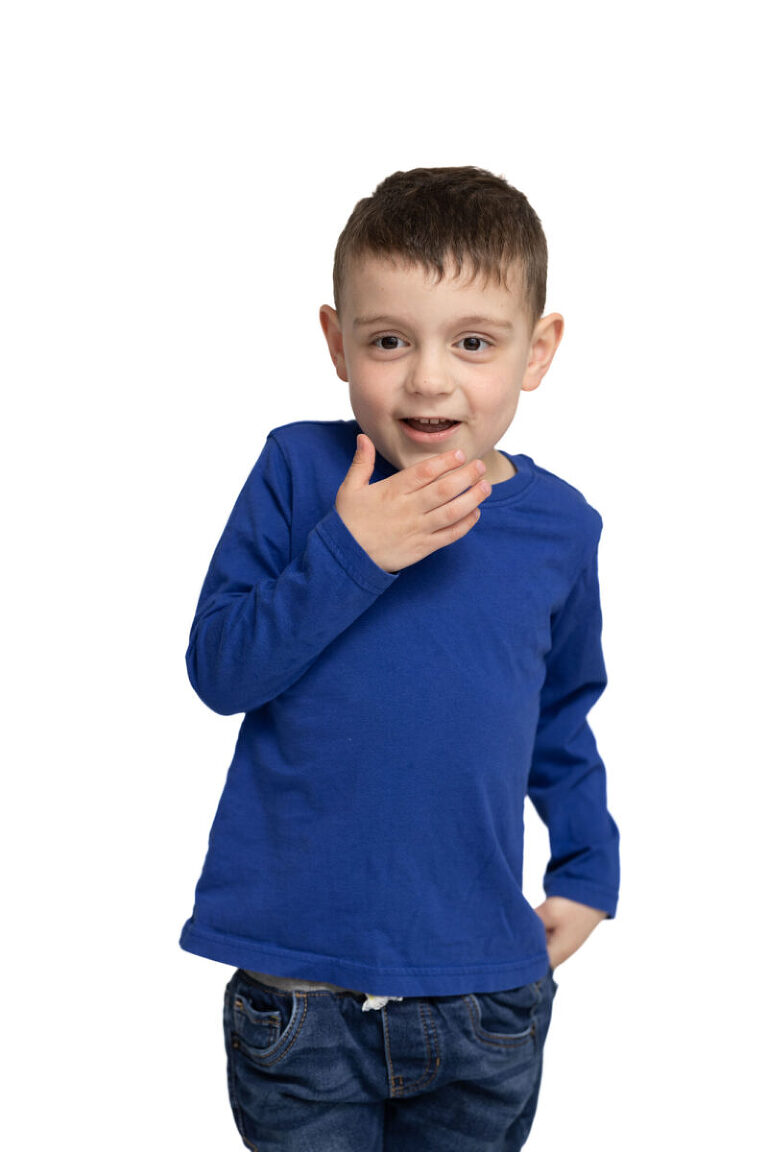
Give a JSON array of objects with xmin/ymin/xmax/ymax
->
[{"xmin": 179, "ymin": 166, "xmax": 620, "ymax": 1151}]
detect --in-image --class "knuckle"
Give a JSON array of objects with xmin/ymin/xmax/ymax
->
[
  {"xmin": 434, "ymin": 476, "xmax": 454, "ymax": 502},
  {"xmin": 432, "ymin": 503, "xmax": 454, "ymax": 530}
]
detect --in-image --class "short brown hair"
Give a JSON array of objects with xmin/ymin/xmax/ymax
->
[{"xmin": 332, "ymin": 166, "xmax": 548, "ymax": 329}]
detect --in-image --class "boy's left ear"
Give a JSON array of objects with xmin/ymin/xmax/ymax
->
[{"xmin": 522, "ymin": 313, "xmax": 564, "ymax": 391}]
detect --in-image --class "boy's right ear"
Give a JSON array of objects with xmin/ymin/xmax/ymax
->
[{"xmin": 318, "ymin": 305, "xmax": 349, "ymax": 383}]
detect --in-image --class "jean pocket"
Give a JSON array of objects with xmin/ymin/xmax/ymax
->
[
  {"xmin": 226, "ymin": 972, "xmax": 309, "ymax": 1067},
  {"xmin": 464, "ymin": 985, "xmax": 539, "ymax": 1052}
]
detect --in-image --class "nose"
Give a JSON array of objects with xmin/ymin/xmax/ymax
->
[{"xmin": 405, "ymin": 346, "xmax": 455, "ymax": 398}]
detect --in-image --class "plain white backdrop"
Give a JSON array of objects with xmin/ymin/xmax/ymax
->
[{"xmin": 2, "ymin": 2, "xmax": 765, "ymax": 1148}]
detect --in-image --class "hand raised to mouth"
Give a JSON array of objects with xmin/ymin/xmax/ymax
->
[{"xmin": 335, "ymin": 433, "xmax": 491, "ymax": 574}]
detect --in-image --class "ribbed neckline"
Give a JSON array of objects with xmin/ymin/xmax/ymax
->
[{"xmin": 481, "ymin": 451, "xmax": 535, "ymax": 504}]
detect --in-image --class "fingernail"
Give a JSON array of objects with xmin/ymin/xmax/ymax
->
[{"xmin": 454, "ymin": 449, "xmax": 465, "ymax": 462}]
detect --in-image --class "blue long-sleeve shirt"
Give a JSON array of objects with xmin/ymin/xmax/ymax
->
[{"xmin": 179, "ymin": 418, "xmax": 620, "ymax": 996}]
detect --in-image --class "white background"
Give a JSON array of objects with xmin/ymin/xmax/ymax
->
[{"xmin": 2, "ymin": 2, "xmax": 765, "ymax": 1148}]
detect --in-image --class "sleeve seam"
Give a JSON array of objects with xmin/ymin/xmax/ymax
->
[
  {"xmin": 266, "ymin": 432, "xmax": 294, "ymax": 529},
  {"xmin": 565, "ymin": 512, "xmax": 603, "ymax": 598}
]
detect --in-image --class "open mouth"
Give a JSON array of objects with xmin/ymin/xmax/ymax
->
[
  {"xmin": 401, "ymin": 418, "xmax": 460, "ymax": 432},
  {"xmin": 399, "ymin": 418, "xmax": 462, "ymax": 444}
]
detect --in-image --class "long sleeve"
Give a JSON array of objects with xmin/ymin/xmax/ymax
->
[
  {"xmin": 526, "ymin": 524, "xmax": 620, "ymax": 917},
  {"xmin": 185, "ymin": 433, "xmax": 399, "ymax": 715}
]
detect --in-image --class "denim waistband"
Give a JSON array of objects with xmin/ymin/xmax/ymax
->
[{"xmin": 243, "ymin": 970, "xmax": 403, "ymax": 1011}]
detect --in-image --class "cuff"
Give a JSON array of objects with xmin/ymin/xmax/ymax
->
[
  {"xmin": 314, "ymin": 506, "xmax": 400, "ymax": 596},
  {"xmin": 542, "ymin": 878, "xmax": 619, "ymax": 920}
]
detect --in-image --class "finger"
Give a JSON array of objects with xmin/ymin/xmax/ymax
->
[
  {"xmin": 423, "ymin": 476, "xmax": 491, "ymax": 528},
  {"xmin": 424, "ymin": 462, "xmax": 491, "ymax": 512},
  {"xmin": 420, "ymin": 500, "xmax": 486, "ymax": 554},
  {"xmin": 401, "ymin": 456, "xmax": 489, "ymax": 513},
  {"xmin": 398, "ymin": 449, "xmax": 473, "ymax": 494}
]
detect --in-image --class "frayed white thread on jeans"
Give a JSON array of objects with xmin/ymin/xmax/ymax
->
[{"xmin": 362, "ymin": 994, "xmax": 404, "ymax": 1012}]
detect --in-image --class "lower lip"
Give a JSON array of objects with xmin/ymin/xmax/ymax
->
[{"xmin": 399, "ymin": 419, "xmax": 462, "ymax": 444}]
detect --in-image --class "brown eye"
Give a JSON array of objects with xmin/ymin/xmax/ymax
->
[
  {"xmin": 373, "ymin": 336, "xmax": 405, "ymax": 351},
  {"xmin": 460, "ymin": 337, "xmax": 489, "ymax": 352}
]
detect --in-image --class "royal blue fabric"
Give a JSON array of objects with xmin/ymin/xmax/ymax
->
[{"xmin": 179, "ymin": 419, "xmax": 620, "ymax": 996}]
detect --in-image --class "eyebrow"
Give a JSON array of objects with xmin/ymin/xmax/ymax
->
[{"xmin": 353, "ymin": 314, "xmax": 514, "ymax": 331}]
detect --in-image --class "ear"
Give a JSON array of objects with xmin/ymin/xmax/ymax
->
[
  {"xmin": 318, "ymin": 305, "xmax": 349, "ymax": 383},
  {"xmin": 521, "ymin": 313, "xmax": 564, "ymax": 392}
]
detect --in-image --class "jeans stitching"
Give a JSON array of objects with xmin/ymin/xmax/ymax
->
[
  {"xmin": 463, "ymin": 994, "xmax": 536, "ymax": 1049},
  {"xmin": 225, "ymin": 989, "xmax": 255, "ymax": 1147},
  {"xmin": 230, "ymin": 990, "xmax": 309, "ymax": 1067},
  {"xmin": 404, "ymin": 1001, "xmax": 441, "ymax": 1095},
  {"xmin": 384, "ymin": 1000, "xmax": 442, "ymax": 1098}
]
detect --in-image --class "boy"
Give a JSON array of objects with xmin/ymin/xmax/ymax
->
[{"xmin": 179, "ymin": 166, "xmax": 620, "ymax": 1151}]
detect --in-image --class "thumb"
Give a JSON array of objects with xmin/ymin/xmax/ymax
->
[{"xmin": 343, "ymin": 433, "xmax": 376, "ymax": 488}]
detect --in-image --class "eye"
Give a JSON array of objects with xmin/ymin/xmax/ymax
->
[
  {"xmin": 372, "ymin": 334, "xmax": 491, "ymax": 352},
  {"xmin": 458, "ymin": 336, "xmax": 490, "ymax": 352}
]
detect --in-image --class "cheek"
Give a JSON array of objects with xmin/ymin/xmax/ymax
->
[
  {"xmin": 474, "ymin": 384, "xmax": 512, "ymax": 415},
  {"xmin": 349, "ymin": 368, "xmax": 393, "ymax": 407},
  {"xmin": 487, "ymin": 376, "xmax": 522, "ymax": 408}
]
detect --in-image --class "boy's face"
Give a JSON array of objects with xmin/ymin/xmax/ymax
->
[{"xmin": 319, "ymin": 254, "xmax": 563, "ymax": 484}]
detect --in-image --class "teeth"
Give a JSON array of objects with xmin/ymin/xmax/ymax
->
[{"xmin": 413, "ymin": 418, "xmax": 453, "ymax": 424}]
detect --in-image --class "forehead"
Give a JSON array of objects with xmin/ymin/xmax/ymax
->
[{"xmin": 344, "ymin": 253, "xmax": 527, "ymax": 325}]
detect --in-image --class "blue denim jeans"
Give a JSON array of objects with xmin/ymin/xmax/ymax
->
[{"xmin": 223, "ymin": 966, "xmax": 558, "ymax": 1150}]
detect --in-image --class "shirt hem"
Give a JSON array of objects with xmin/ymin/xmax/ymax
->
[{"xmin": 179, "ymin": 921, "xmax": 551, "ymax": 997}]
